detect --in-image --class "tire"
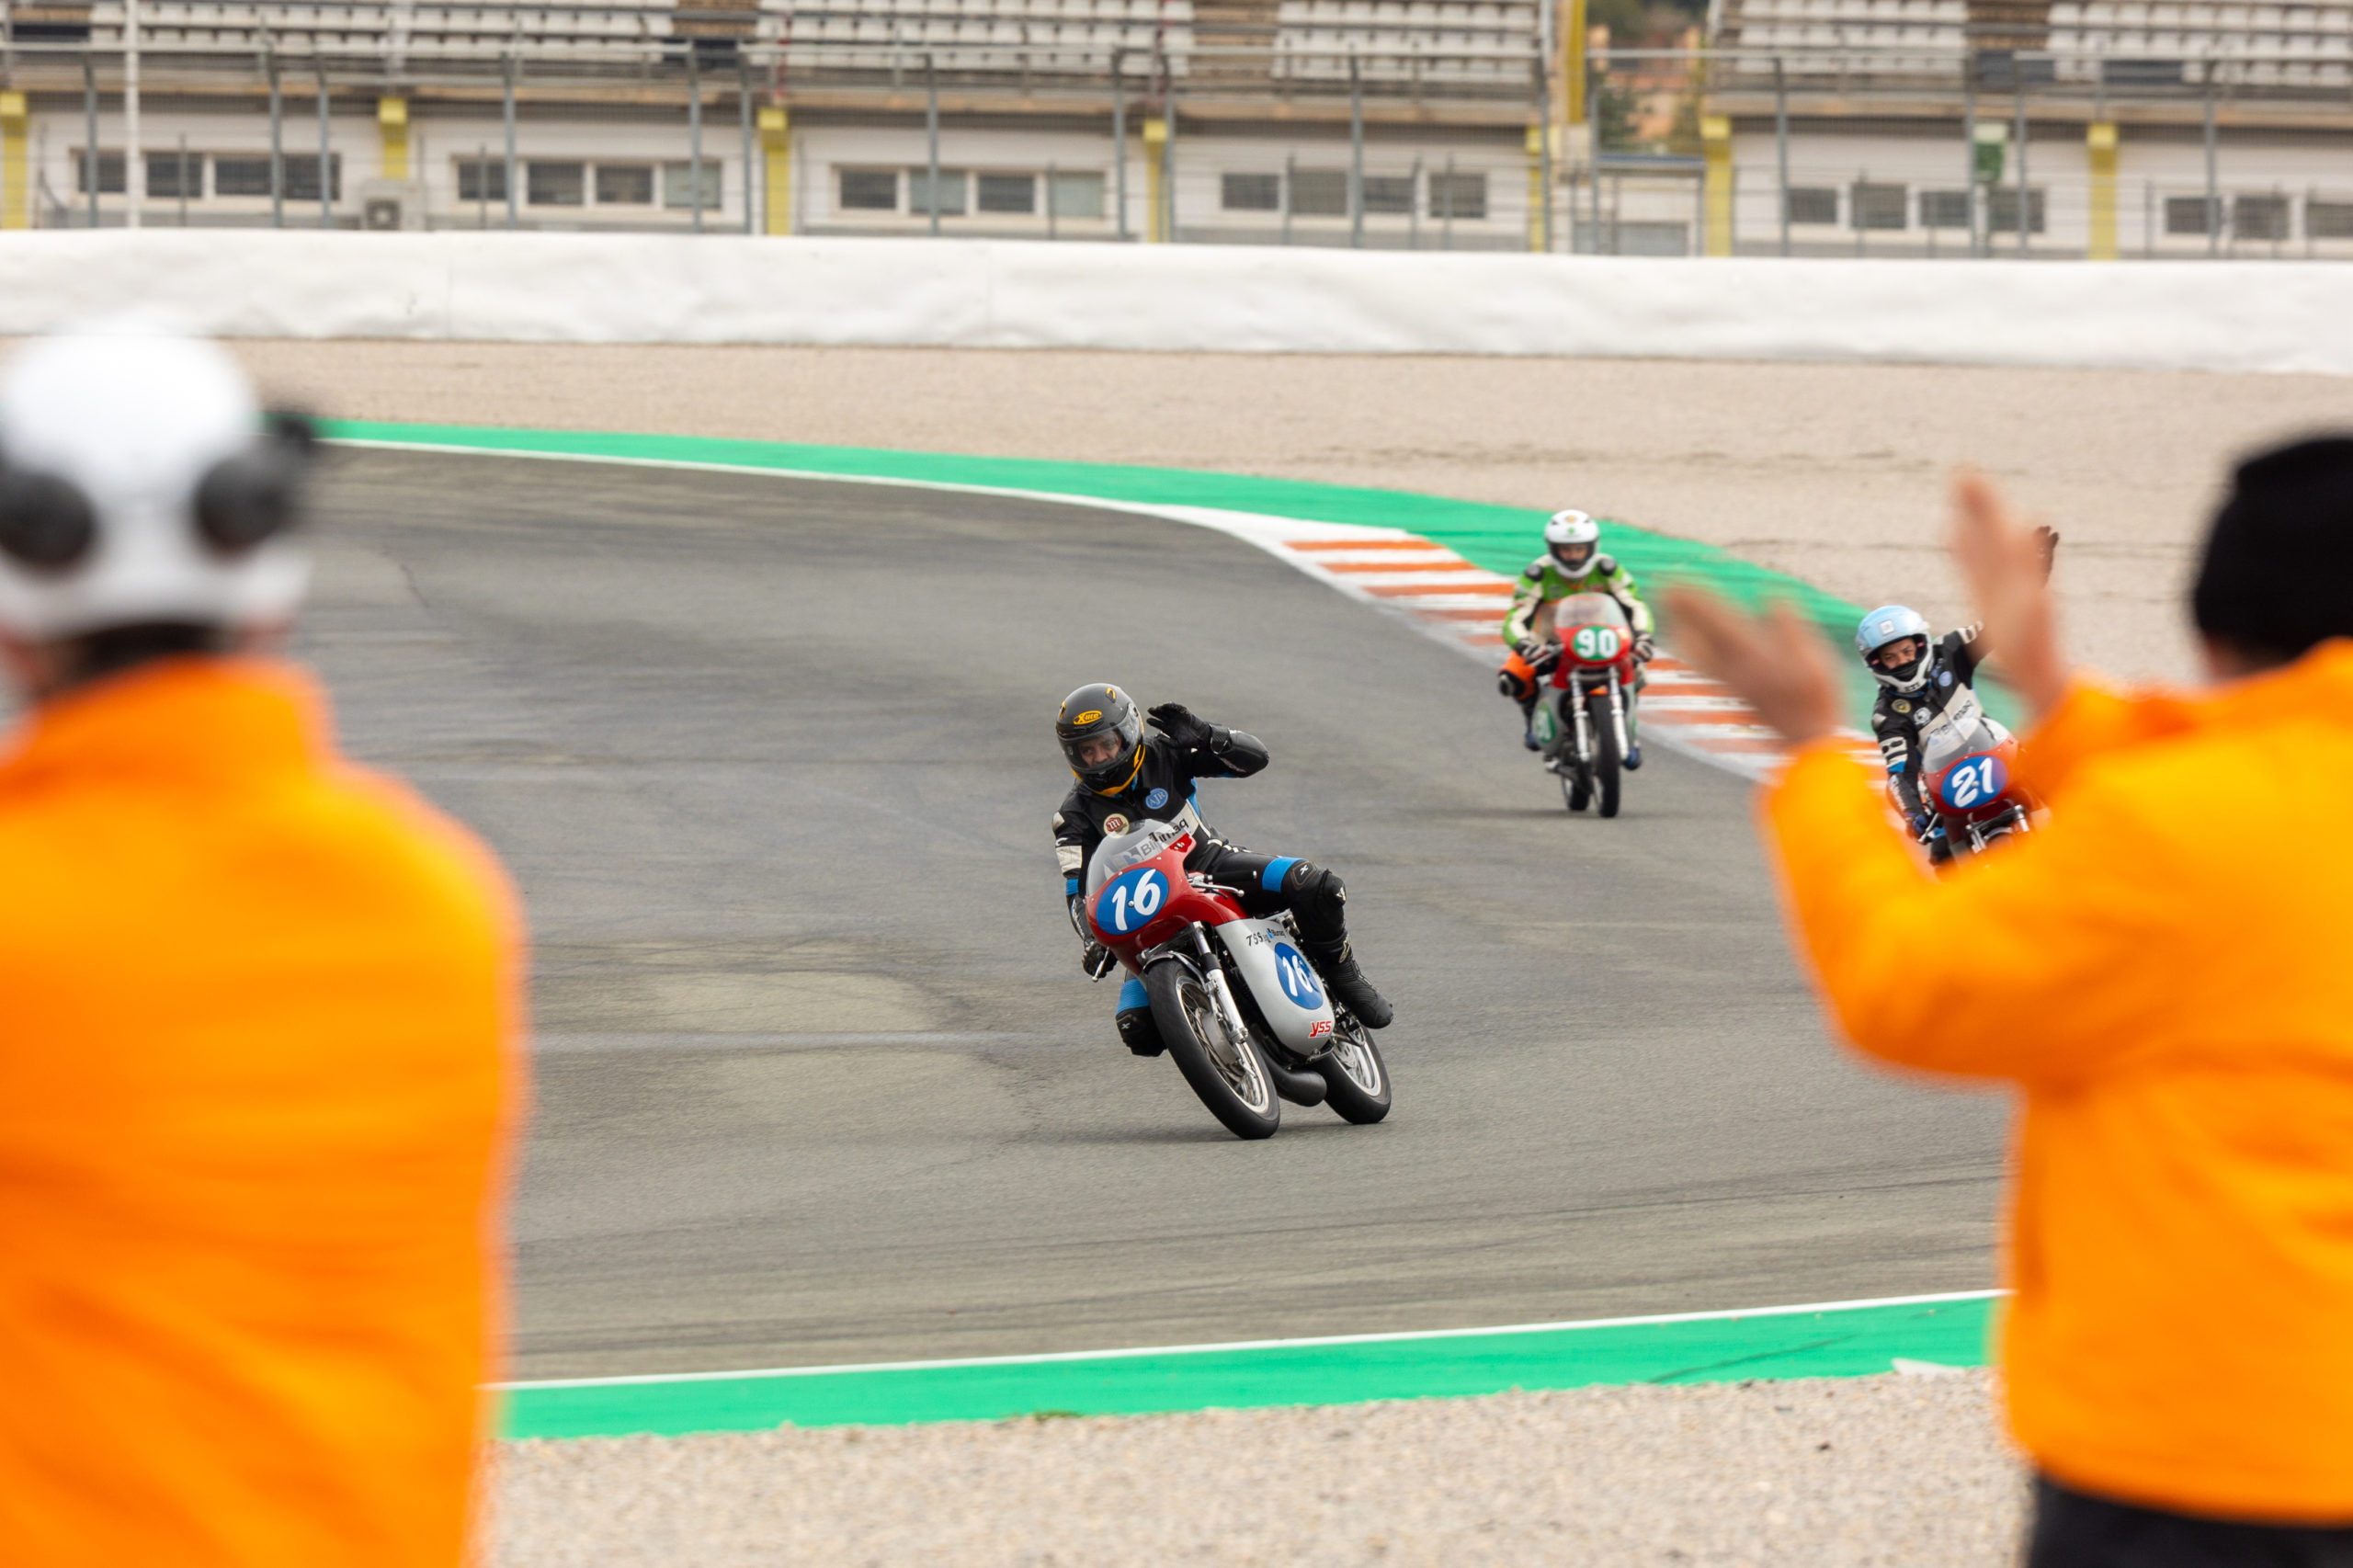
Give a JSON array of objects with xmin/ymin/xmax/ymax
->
[
  {"xmin": 1317, "ymin": 1017, "xmax": 1392, "ymax": 1124},
  {"xmin": 1586, "ymin": 688, "xmax": 1623, "ymax": 819},
  {"xmin": 1145, "ymin": 959, "xmax": 1280, "ymax": 1141}
]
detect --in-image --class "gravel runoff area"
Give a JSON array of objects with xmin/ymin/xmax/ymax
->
[
  {"xmin": 224, "ymin": 339, "xmax": 2353, "ymax": 685},
  {"xmin": 491, "ymin": 1369, "xmax": 2023, "ymax": 1567}
]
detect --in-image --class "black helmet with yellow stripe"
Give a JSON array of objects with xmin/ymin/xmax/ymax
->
[{"xmin": 1056, "ymin": 682, "xmax": 1145, "ymax": 792}]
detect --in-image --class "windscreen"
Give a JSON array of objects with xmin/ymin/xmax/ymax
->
[
  {"xmin": 1919, "ymin": 717, "xmax": 2005, "ymax": 776},
  {"xmin": 1553, "ymin": 593, "xmax": 1630, "ymax": 631},
  {"xmin": 1084, "ymin": 820, "xmax": 1186, "ymax": 897}
]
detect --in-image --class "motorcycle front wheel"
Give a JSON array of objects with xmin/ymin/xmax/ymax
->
[
  {"xmin": 1585, "ymin": 688, "xmax": 1623, "ymax": 818},
  {"xmin": 1317, "ymin": 1016, "xmax": 1392, "ymax": 1124},
  {"xmin": 1145, "ymin": 959, "xmax": 1280, "ymax": 1141}
]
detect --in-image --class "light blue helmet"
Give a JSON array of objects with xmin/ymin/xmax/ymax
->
[{"xmin": 1856, "ymin": 604, "xmax": 1933, "ymax": 692}]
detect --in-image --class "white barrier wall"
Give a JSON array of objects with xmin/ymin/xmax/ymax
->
[{"xmin": 3, "ymin": 230, "xmax": 2349, "ymax": 374}]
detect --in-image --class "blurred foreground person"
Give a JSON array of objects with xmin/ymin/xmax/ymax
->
[
  {"xmin": 0, "ymin": 325, "xmax": 523, "ymax": 1566},
  {"xmin": 1666, "ymin": 443, "xmax": 2353, "ymax": 1566}
]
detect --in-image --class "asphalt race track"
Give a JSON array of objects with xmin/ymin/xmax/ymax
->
[{"xmin": 304, "ymin": 448, "xmax": 2009, "ymax": 1382}]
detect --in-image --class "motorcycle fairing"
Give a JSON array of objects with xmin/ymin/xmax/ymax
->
[{"xmin": 1216, "ymin": 915, "xmax": 1338, "ymax": 1052}]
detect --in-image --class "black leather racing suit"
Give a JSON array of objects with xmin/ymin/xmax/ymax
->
[
  {"xmin": 1052, "ymin": 721, "xmax": 1358, "ymax": 1051},
  {"xmin": 1871, "ymin": 625, "xmax": 1985, "ymax": 828}
]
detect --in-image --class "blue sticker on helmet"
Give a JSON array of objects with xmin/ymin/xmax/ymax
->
[
  {"xmin": 1270, "ymin": 942, "xmax": 1324, "ymax": 1008},
  {"xmin": 1144, "ymin": 788, "xmax": 1169, "ymax": 810}
]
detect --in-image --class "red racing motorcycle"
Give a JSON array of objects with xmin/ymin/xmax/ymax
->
[
  {"xmin": 1085, "ymin": 819, "xmax": 1392, "ymax": 1140},
  {"xmin": 1917, "ymin": 710, "xmax": 2036, "ymax": 859},
  {"xmin": 1531, "ymin": 593, "xmax": 1642, "ymax": 818}
]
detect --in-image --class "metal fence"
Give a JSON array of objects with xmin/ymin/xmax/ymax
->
[{"xmin": 3, "ymin": 3, "xmax": 2350, "ymax": 256}]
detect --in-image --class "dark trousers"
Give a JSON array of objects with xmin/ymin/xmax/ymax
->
[
  {"xmin": 2029, "ymin": 1475, "xmax": 2353, "ymax": 1568},
  {"xmin": 1184, "ymin": 841, "xmax": 1347, "ymax": 952}
]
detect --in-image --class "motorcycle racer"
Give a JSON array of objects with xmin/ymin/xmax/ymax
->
[
  {"xmin": 1861, "ymin": 531, "xmax": 2056, "ymax": 861},
  {"xmin": 1051, "ymin": 682, "xmax": 1393, "ymax": 1053},
  {"xmin": 1497, "ymin": 509, "xmax": 1657, "ymax": 766}
]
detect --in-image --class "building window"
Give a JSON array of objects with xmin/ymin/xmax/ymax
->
[
  {"xmin": 906, "ymin": 168, "xmax": 966, "ymax": 217},
  {"xmin": 1785, "ymin": 187, "xmax": 1837, "ymax": 225},
  {"xmin": 2165, "ymin": 195, "xmax": 2217, "ymax": 236},
  {"xmin": 529, "ymin": 162, "xmax": 586, "ymax": 207},
  {"xmin": 1849, "ymin": 181, "xmax": 1906, "ymax": 231},
  {"xmin": 838, "ymin": 167, "xmax": 897, "ymax": 211},
  {"xmin": 1290, "ymin": 168, "xmax": 1347, "ymax": 217},
  {"xmin": 2308, "ymin": 199, "xmax": 2353, "ymax": 240},
  {"xmin": 597, "ymin": 165, "xmax": 654, "ymax": 205},
  {"xmin": 1050, "ymin": 170, "xmax": 1105, "ymax": 220},
  {"xmin": 976, "ymin": 172, "xmax": 1036, "ymax": 214},
  {"xmin": 1987, "ymin": 187, "xmax": 2046, "ymax": 234},
  {"xmin": 2234, "ymin": 194, "xmax": 2290, "ymax": 242},
  {"xmin": 282, "ymin": 154, "xmax": 342, "ymax": 203},
  {"xmin": 664, "ymin": 161, "xmax": 723, "ymax": 210},
  {"xmin": 1917, "ymin": 188, "xmax": 1971, "ymax": 230},
  {"xmin": 73, "ymin": 151, "xmax": 126, "ymax": 196},
  {"xmin": 455, "ymin": 156, "xmax": 507, "ymax": 204},
  {"xmin": 1363, "ymin": 175, "xmax": 1414, "ymax": 216},
  {"xmin": 1428, "ymin": 171, "xmax": 1486, "ymax": 221},
  {"xmin": 146, "ymin": 151, "xmax": 202, "ymax": 200},
  {"xmin": 1222, "ymin": 172, "xmax": 1280, "ymax": 211},
  {"xmin": 214, "ymin": 156, "xmax": 280, "ymax": 198}
]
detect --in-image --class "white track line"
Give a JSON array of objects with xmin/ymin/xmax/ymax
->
[{"xmin": 495, "ymin": 1288, "xmax": 2003, "ymax": 1392}]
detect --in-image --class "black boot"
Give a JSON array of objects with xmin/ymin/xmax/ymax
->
[{"xmin": 1305, "ymin": 941, "xmax": 1393, "ymax": 1030}]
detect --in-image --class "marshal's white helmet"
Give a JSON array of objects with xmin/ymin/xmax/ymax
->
[
  {"xmin": 1544, "ymin": 509, "xmax": 1600, "ymax": 571},
  {"xmin": 0, "ymin": 322, "xmax": 313, "ymax": 642}
]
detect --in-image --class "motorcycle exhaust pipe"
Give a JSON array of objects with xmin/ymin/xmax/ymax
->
[{"xmin": 1263, "ymin": 1055, "xmax": 1329, "ymax": 1107}]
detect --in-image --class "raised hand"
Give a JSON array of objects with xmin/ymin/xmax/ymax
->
[
  {"xmin": 1146, "ymin": 702, "xmax": 1212, "ymax": 749},
  {"xmin": 1951, "ymin": 472, "xmax": 2069, "ymax": 721},
  {"xmin": 1657, "ymin": 590, "xmax": 1844, "ymax": 746}
]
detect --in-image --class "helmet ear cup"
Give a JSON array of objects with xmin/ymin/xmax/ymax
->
[
  {"xmin": 193, "ymin": 412, "xmax": 316, "ymax": 556},
  {"xmin": 0, "ymin": 467, "xmax": 99, "ymax": 573}
]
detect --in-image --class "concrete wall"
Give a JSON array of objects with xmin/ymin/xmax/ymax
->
[{"xmin": 3, "ymin": 229, "xmax": 2350, "ymax": 372}]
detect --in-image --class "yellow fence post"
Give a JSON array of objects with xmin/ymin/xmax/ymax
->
[
  {"xmin": 1525, "ymin": 124, "xmax": 1546, "ymax": 252},
  {"xmin": 1142, "ymin": 118, "xmax": 1167, "ymax": 243},
  {"xmin": 2086, "ymin": 120, "xmax": 2119, "ymax": 261},
  {"xmin": 377, "ymin": 97, "xmax": 410, "ymax": 184},
  {"xmin": 0, "ymin": 91, "xmax": 28, "ymax": 232},
  {"xmin": 758, "ymin": 105, "xmax": 791, "ymax": 234},
  {"xmin": 1701, "ymin": 113, "xmax": 1733, "ymax": 256}
]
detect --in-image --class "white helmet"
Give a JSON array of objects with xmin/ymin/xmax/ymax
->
[
  {"xmin": 1544, "ymin": 508, "xmax": 1600, "ymax": 571},
  {"xmin": 0, "ymin": 322, "xmax": 312, "ymax": 642}
]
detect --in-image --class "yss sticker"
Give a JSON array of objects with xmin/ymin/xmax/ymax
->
[
  {"xmin": 1094, "ymin": 866, "xmax": 1169, "ymax": 937},
  {"xmin": 1571, "ymin": 626, "xmax": 1622, "ymax": 662},
  {"xmin": 1939, "ymin": 754, "xmax": 2008, "ymax": 811},
  {"xmin": 1270, "ymin": 942, "xmax": 1325, "ymax": 1008}
]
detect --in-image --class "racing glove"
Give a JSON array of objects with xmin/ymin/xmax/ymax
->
[
  {"xmin": 1523, "ymin": 642, "xmax": 1562, "ymax": 676},
  {"xmin": 1632, "ymin": 632, "xmax": 1657, "ymax": 662},
  {"xmin": 1147, "ymin": 702, "xmax": 1222, "ymax": 753},
  {"xmin": 1081, "ymin": 939, "xmax": 1118, "ymax": 979}
]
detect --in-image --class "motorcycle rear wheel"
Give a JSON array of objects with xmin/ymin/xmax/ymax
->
[
  {"xmin": 1317, "ymin": 1017, "xmax": 1392, "ymax": 1124},
  {"xmin": 1585, "ymin": 688, "xmax": 1623, "ymax": 819},
  {"xmin": 1145, "ymin": 959, "xmax": 1280, "ymax": 1141}
]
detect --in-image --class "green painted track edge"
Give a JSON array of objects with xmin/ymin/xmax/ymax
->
[
  {"xmin": 324, "ymin": 418, "xmax": 2025, "ymax": 725},
  {"xmin": 499, "ymin": 1294, "xmax": 1999, "ymax": 1440},
  {"xmin": 322, "ymin": 421, "xmax": 2004, "ymax": 1435}
]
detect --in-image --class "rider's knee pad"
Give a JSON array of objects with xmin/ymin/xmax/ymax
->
[
  {"xmin": 1497, "ymin": 666, "xmax": 1535, "ymax": 702},
  {"xmin": 1281, "ymin": 861, "xmax": 1348, "ymax": 929}
]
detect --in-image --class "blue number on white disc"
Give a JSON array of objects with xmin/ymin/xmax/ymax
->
[
  {"xmin": 1098, "ymin": 867, "xmax": 1168, "ymax": 937},
  {"xmin": 1941, "ymin": 754, "xmax": 2007, "ymax": 810},
  {"xmin": 1271, "ymin": 941, "xmax": 1324, "ymax": 1007}
]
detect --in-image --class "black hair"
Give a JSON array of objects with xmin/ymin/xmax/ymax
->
[
  {"xmin": 2193, "ymin": 435, "xmax": 2353, "ymax": 667},
  {"xmin": 58, "ymin": 621, "xmax": 229, "ymax": 689}
]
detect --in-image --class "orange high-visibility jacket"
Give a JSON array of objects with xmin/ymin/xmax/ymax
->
[
  {"xmin": 1766, "ymin": 639, "xmax": 2353, "ymax": 1522},
  {"xmin": 0, "ymin": 658, "xmax": 524, "ymax": 1567}
]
